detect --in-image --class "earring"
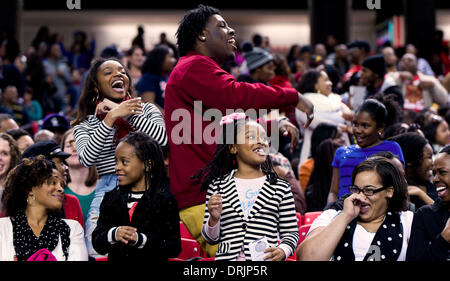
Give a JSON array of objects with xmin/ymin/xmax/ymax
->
[
  {"xmin": 92, "ymin": 89, "xmax": 100, "ymax": 104},
  {"xmin": 27, "ymin": 194, "xmax": 35, "ymax": 205},
  {"xmin": 145, "ymin": 160, "xmax": 152, "ymax": 171},
  {"xmin": 200, "ymin": 36, "xmax": 206, "ymax": 41},
  {"xmin": 378, "ymin": 131, "xmax": 382, "ymax": 137}
]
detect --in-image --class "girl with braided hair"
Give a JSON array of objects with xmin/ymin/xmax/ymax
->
[
  {"xmin": 194, "ymin": 113, "xmax": 299, "ymax": 261},
  {"xmin": 92, "ymin": 132, "xmax": 180, "ymax": 261}
]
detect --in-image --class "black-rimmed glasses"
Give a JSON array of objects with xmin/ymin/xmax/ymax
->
[{"xmin": 349, "ymin": 185, "xmax": 390, "ymax": 196}]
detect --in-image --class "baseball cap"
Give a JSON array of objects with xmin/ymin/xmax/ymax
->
[
  {"xmin": 21, "ymin": 139, "xmax": 71, "ymax": 161},
  {"xmin": 42, "ymin": 114, "xmax": 70, "ymax": 133}
]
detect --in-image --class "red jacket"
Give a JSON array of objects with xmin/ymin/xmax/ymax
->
[
  {"xmin": 64, "ymin": 194, "xmax": 84, "ymax": 229},
  {"xmin": 164, "ymin": 52, "xmax": 299, "ymax": 209},
  {"xmin": 269, "ymin": 75, "xmax": 298, "ymax": 128}
]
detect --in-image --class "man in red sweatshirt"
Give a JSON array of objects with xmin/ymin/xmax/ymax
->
[{"xmin": 164, "ymin": 4, "xmax": 314, "ymax": 257}]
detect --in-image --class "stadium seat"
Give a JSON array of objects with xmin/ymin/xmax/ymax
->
[
  {"xmin": 298, "ymin": 224, "xmax": 312, "ymax": 245},
  {"xmin": 180, "ymin": 221, "xmax": 195, "ymax": 240},
  {"xmin": 296, "ymin": 212, "xmax": 303, "ymax": 227},
  {"xmin": 303, "ymin": 211, "xmax": 322, "ymax": 225},
  {"xmin": 176, "ymin": 238, "xmax": 203, "ymax": 260},
  {"xmin": 286, "ymin": 253, "xmax": 296, "ymax": 261},
  {"xmin": 198, "ymin": 257, "xmax": 216, "ymax": 261}
]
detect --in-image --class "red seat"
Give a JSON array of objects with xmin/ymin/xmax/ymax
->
[
  {"xmin": 96, "ymin": 257, "xmax": 108, "ymax": 261},
  {"xmin": 180, "ymin": 221, "xmax": 195, "ymax": 240},
  {"xmin": 286, "ymin": 253, "xmax": 297, "ymax": 261},
  {"xmin": 64, "ymin": 194, "xmax": 84, "ymax": 229},
  {"xmin": 177, "ymin": 238, "xmax": 202, "ymax": 260},
  {"xmin": 303, "ymin": 211, "xmax": 322, "ymax": 225},
  {"xmin": 198, "ymin": 257, "xmax": 215, "ymax": 261},
  {"xmin": 296, "ymin": 212, "xmax": 303, "ymax": 227},
  {"xmin": 298, "ymin": 224, "xmax": 312, "ymax": 245}
]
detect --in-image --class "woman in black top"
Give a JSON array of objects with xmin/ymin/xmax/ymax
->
[
  {"xmin": 406, "ymin": 145, "xmax": 450, "ymax": 261},
  {"xmin": 388, "ymin": 132, "xmax": 438, "ymax": 209},
  {"xmin": 92, "ymin": 132, "xmax": 181, "ymax": 261}
]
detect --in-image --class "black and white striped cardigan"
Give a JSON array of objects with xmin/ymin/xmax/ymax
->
[
  {"xmin": 202, "ymin": 169, "xmax": 299, "ymax": 261},
  {"xmin": 73, "ymin": 103, "xmax": 167, "ymax": 177}
]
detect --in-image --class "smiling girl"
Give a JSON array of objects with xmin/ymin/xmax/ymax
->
[
  {"xmin": 327, "ymin": 99, "xmax": 405, "ymax": 203},
  {"xmin": 72, "ymin": 57, "xmax": 167, "ymax": 258},
  {"xmin": 194, "ymin": 113, "xmax": 299, "ymax": 261},
  {"xmin": 91, "ymin": 132, "xmax": 180, "ymax": 261},
  {"xmin": 406, "ymin": 145, "xmax": 450, "ymax": 260}
]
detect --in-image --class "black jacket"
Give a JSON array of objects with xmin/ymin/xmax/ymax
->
[
  {"xmin": 92, "ymin": 186, "xmax": 181, "ymax": 261},
  {"xmin": 406, "ymin": 198, "xmax": 450, "ymax": 261}
]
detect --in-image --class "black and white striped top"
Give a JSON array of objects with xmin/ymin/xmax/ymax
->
[
  {"xmin": 73, "ymin": 103, "xmax": 167, "ymax": 177},
  {"xmin": 202, "ymin": 169, "xmax": 299, "ymax": 261}
]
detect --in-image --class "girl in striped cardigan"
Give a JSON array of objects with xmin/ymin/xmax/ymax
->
[{"xmin": 194, "ymin": 113, "xmax": 299, "ymax": 261}]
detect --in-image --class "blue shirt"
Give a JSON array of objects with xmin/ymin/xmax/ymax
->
[
  {"xmin": 332, "ymin": 140, "xmax": 405, "ymax": 198},
  {"xmin": 135, "ymin": 73, "xmax": 167, "ymax": 109}
]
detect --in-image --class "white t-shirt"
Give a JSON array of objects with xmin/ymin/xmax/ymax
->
[
  {"xmin": 205, "ymin": 176, "xmax": 291, "ymax": 260},
  {"xmin": 308, "ymin": 209, "xmax": 414, "ymax": 261},
  {"xmin": 235, "ymin": 176, "xmax": 266, "ymax": 219}
]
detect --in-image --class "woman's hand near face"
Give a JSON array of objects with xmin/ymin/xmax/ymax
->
[
  {"xmin": 342, "ymin": 193, "xmax": 365, "ymax": 222},
  {"xmin": 103, "ymin": 98, "xmax": 143, "ymax": 126},
  {"xmin": 95, "ymin": 98, "xmax": 119, "ymax": 116},
  {"xmin": 111, "ymin": 97, "xmax": 143, "ymax": 118}
]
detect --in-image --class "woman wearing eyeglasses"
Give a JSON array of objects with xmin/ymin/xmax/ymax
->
[{"xmin": 297, "ymin": 158, "xmax": 412, "ymax": 261}]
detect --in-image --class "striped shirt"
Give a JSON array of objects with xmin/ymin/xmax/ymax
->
[
  {"xmin": 73, "ymin": 103, "xmax": 167, "ymax": 177},
  {"xmin": 202, "ymin": 170, "xmax": 299, "ymax": 261},
  {"xmin": 332, "ymin": 140, "xmax": 405, "ymax": 198}
]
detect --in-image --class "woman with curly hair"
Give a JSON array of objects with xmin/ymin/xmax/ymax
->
[{"xmin": 0, "ymin": 156, "xmax": 88, "ymax": 260}]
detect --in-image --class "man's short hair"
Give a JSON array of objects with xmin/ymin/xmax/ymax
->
[{"xmin": 176, "ymin": 4, "xmax": 221, "ymax": 57}]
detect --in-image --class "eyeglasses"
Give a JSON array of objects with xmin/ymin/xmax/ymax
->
[{"xmin": 349, "ymin": 185, "xmax": 390, "ymax": 196}]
